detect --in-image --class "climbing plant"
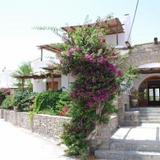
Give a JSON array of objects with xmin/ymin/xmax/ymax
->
[{"xmin": 42, "ymin": 18, "xmax": 137, "ymax": 159}]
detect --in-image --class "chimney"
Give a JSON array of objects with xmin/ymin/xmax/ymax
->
[{"xmin": 154, "ymin": 37, "xmax": 158, "ymax": 44}]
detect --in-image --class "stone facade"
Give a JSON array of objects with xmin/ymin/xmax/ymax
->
[
  {"xmin": 126, "ymin": 42, "xmax": 160, "ymax": 68},
  {"xmin": 126, "ymin": 42, "xmax": 160, "ymax": 93},
  {"xmin": 117, "ymin": 42, "xmax": 160, "ymax": 126},
  {"xmin": 0, "ymin": 109, "xmax": 71, "ymax": 138}
]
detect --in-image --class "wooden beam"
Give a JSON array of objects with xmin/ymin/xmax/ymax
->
[{"xmin": 41, "ymin": 48, "xmax": 43, "ymax": 61}]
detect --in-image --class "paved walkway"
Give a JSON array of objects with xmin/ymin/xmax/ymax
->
[{"xmin": 0, "ymin": 119, "xmax": 74, "ymax": 160}]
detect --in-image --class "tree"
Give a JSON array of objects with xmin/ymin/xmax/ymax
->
[{"xmin": 13, "ymin": 62, "xmax": 33, "ymax": 91}]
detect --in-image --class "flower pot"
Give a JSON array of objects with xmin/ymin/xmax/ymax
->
[{"xmin": 131, "ymin": 99, "xmax": 138, "ymax": 107}]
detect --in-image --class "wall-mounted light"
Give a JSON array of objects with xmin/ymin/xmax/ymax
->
[
  {"xmin": 154, "ymin": 37, "xmax": 158, "ymax": 44},
  {"xmin": 125, "ymin": 41, "xmax": 132, "ymax": 49}
]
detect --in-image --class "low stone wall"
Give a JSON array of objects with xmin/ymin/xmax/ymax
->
[
  {"xmin": 0, "ymin": 109, "xmax": 119, "ymax": 152},
  {"xmin": 123, "ymin": 111, "xmax": 140, "ymax": 126},
  {"xmin": 0, "ymin": 109, "xmax": 71, "ymax": 138},
  {"xmin": 89, "ymin": 114, "xmax": 118, "ymax": 151}
]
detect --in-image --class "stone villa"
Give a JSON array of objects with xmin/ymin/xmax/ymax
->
[
  {"xmin": 1, "ymin": 15, "xmax": 160, "ymax": 159},
  {"xmin": 43, "ymin": 17, "xmax": 160, "ymax": 159}
]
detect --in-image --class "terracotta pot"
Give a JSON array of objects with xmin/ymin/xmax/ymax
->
[{"xmin": 131, "ymin": 99, "xmax": 138, "ymax": 107}]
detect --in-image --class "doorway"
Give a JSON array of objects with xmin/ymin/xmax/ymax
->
[
  {"xmin": 148, "ymin": 81, "xmax": 160, "ymax": 106},
  {"xmin": 138, "ymin": 76, "xmax": 160, "ymax": 107}
]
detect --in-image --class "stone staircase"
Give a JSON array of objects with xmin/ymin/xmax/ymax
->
[
  {"xmin": 95, "ymin": 108, "xmax": 160, "ymax": 160},
  {"xmin": 132, "ymin": 107, "xmax": 160, "ymax": 123}
]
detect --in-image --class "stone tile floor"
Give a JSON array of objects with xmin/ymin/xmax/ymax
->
[
  {"xmin": 0, "ymin": 119, "xmax": 75, "ymax": 160},
  {"xmin": 112, "ymin": 123, "xmax": 160, "ymax": 141}
]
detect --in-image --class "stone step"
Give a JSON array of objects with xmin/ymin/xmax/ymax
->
[
  {"xmin": 139, "ymin": 112, "xmax": 160, "ymax": 115},
  {"xmin": 140, "ymin": 117, "xmax": 160, "ymax": 120},
  {"xmin": 140, "ymin": 120, "xmax": 160, "ymax": 123},
  {"xmin": 140, "ymin": 116, "xmax": 160, "ymax": 119},
  {"xmin": 108, "ymin": 139, "xmax": 160, "ymax": 152},
  {"xmin": 95, "ymin": 150, "xmax": 160, "ymax": 160},
  {"xmin": 131, "ymin": 107, "xmax": 160, "ymax": 110},
  {"xmin": 130, "ymin": 108, "xmax": 160, "ymax": 112},
  {"xmin": 139, "ymin": 116, "xmax": 160, "ymax": 120},
  {"xmin": 139, "ymin": 113, "xmax": 160, "ymax": 116}
]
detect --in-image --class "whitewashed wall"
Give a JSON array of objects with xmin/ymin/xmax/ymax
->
[
  {"xmin": 61, "ymin": 74, "xmax": 76, "ymax": 90},
  {"xmin": 105, "ymin": 15, "xmax": 131, "ymax": 48},
  {"xmin": 32, "ymin": 79, "xmax": 46, "ymax": 93},
  {"xmin": 0, "ymin": 70, "xmax": 15, "ymax": 88},
  {"xmin": 31, "ymin": 51, "xmax": 61, "ymax": 93}
]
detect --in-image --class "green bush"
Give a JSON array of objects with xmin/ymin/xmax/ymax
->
[
  {"xmin": 2, "ymin": 95, "xmax": 14, "ymax": 109},
  {"xmin": 13, "ymin": 90, "xmax": 37, "ymax": 112},
  {"xmin": 0, "ymin": 92, "xmax": 6, "ymax": 106},
  {"xmin": 56, "ymin": 91, "xmax": 73, "ymax": 116},
  {"xmin": 33, "ymin": 91, "xmax": 61, "ymax": 114}
]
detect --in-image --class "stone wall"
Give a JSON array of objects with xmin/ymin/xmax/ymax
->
[
  {"xmin": 126, "ymin": 42, "xmax": 160, "ymax": 68},
  {"xmin": 123, "ymin": 111, "xmax": 140, "ymax": 126},
  {"xmin": 0, "ymin": 109, "xmax": 119, "ymax": 152},
  {"xmin": 117, "ymin": 94, "xmax": 130, "ymax": 125},
  {"xmin": 89, "ymin": 114, "xmax": 118, "ymax": 151},
  {"xmin": 124, "ymin": 42, "xmax": 160, "ymax": 90},
  {"xmin": 0, "ymin": 109, "xmax": 71, "ymax": 138}
]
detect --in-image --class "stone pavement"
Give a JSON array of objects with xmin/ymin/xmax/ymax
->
[{"xmin": 0, "ymin": 119, "xmax": 75, "ymax": 160}]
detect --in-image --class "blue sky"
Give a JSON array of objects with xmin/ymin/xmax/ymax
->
[{"xmin": 0, "ymin": 0, "xmax": 159, "ymax": 70}]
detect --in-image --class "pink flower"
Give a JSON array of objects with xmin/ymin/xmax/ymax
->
[
  {"xmin": 108, "ymin": 63, "xmax": 117, "ymax": 74},
  {"xmin": 97, "ymin": 56, "xmax": 108, "ymax": 64},
  {"xmin": 67, "ymin": 47, "xmax": 81, "ymax": 56},
  {"xmin": 116, "ymin": 70, "xmax": 123, "ymax": 77},
  {"xmin": 85, "ymin": 54, "xmax": 95, "ymax": 63},
  {"xmin": 87, "ymin": 100, "xmax": 94, "ymax": 107}
]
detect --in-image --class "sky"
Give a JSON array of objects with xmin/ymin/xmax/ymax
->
[{"xmin": 0, "ymin": 0, "xmax": 159, "ymax": 71}]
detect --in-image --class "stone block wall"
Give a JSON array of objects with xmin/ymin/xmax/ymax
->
[
  {"xmin": 0, "ymin": 109, "xmax": 119, "ymax": 151},
  {"xmin": 126, "ymin": 42, "xmax": 160, "ymax": 68},
  {"xmin": 0, "ymin": 109, "xmax": 71, "ymax": 138},
  {"xmin": 123, "ymin": 111, "xmax": 140, "ymax": 126},
  {"xmin": 32, "ymin": 114, "xmax": 70, "ymax": 138}
]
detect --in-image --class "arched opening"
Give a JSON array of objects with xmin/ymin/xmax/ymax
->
[{"xmin": 138, "ymin": 76, "xmax": 160, "ymax": 107}]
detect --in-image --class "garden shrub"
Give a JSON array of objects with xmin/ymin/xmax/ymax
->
[
  {"xmin": 0, "ymin": 92, "xmax": 6, "ymax": 106},
  {"xmin": 0, "ymin": 88, "xmax": 10, "ymax": 106},
  {"xmin": 56, "ymin": 91, "xmax": 73, "ymax": 116},
  {"xmin": 2, "ymin": 95, "xmax": 14, "ymax": 109},
  {"xmin": 33, "ymin": 91, "xmax": 61, "ymax": 114},
  {"xmin": 13, "ymin": 90, "xmax": 37, "ymax": 111}
]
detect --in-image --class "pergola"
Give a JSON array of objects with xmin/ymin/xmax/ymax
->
[
  {"xmin": 37, "ymin": 18, "xmax": 124, "ymax": 60},
  {"xmin": 13, "ymin": 73, "xmax": 61, "ymax": 91},
  {"xmin": 62, "ymin": 18, "xmax": 124, "ymax": 35}
]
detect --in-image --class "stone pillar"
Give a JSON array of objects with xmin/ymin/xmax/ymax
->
[{"xmin": 118, "ymin": 94, "xmax": 130, "ymax": 126}]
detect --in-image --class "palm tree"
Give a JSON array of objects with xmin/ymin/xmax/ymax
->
[{"xmin": 13, "ymin": 62, "xmax": 33, "ymax": 91}]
